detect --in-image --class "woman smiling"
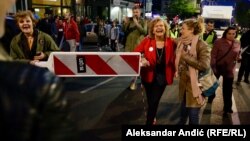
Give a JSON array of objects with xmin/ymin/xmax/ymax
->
[
  {"xmin": 134, "ymin": 18, "xmax": 176, "ymax": 125},
  {"xmin": 175, "ymin": 17, "xmax": 210, "ymax": 125},
  {"xmin": 10, "ymin": 10, "xmax": 59, "ymax": 65}
]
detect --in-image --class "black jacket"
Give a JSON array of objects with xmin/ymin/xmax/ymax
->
[
  {"xmin": 0, "ymin": 61, "xmax": 77, "ymax": 141},
  {"xmin": 240, "ymin": 30, "xmax": 250, "ymax": 55}
]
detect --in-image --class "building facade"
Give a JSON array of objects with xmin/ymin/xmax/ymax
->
[{"xmin": 12, "ymin": 0, "xmax": 139, "ymax": 22}]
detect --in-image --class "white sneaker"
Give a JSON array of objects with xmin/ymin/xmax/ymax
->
[{"xmin": 129, "ymin": 82, "xmax": 137, "ymax": 90}]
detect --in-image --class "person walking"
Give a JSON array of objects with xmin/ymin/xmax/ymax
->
[
  {"xmin": 122, "ymin": 6, "xmax": 147, "ymax": 90},
  {"xmin": 63, "ymin": 12, "xmax": 80, "ymax": 52},
  {"xmin": 76, "ymin": 16, "xmax": 86, "ymax": 51},
  {"xmin": 109, "ymin": 20, "xmax": 119, "ymax": 51},
  {"xmin": 237, "ymin": 29, "xmax": 250, "ymax": 84},
  {"xmin": 175, "ymin": 17, "xmax": 210, "ymax": 125},
  {"xmin": 211, "ymin": 26, "xmax": 241, "ymax": 117},
  {"xmin": 203, "ymin": 20, "xmax": 217, "ymax": 52},
  {"xmin": 134, "ymin": 18, "xmax": 175, "ymax": 125},
  {"xmin": 94, "ymin": 19, "xmax": 107, "ymax": 51},
  {"xmin": 202, "ymin": 20, "xmax": 217, "ymax": 103}
]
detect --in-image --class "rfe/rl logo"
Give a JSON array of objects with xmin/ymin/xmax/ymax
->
[{"xmin": 76, "ymin": 55, "xmax": 86, "ymax": 73}]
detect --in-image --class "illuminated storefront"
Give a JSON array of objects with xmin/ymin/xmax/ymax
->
[
  {"xmin": 31, "ymin": 0, "xmax": 83, "ymax": 18},
  {"xmin": 110, "ymin": 0, "xmax": 139, "ymax": 24},
  {"xmin": 14, "ymin": 0, "xmax": 137, "ymax": 22}
]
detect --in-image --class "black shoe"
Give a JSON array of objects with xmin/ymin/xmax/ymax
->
[
  {"xmin": 129, "ymin": 82, "xmax": 137, "ymax": 90},
  {"xmin": 223, "ymin": 112, "xmax": 228, "ymax": 117},
  {"xmin": 244, "ymin": 79, "xmax": 250, "ymax": 84},
  {"xmin": 223, "ymin": 110, "xmax": 233, "ymax": 117}
]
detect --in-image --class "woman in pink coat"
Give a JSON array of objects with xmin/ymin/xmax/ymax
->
[{"xmin": 210, "ymin": 26, "xmax": 241, "ymax": 117}]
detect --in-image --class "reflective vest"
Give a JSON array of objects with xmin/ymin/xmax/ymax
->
[
  {"xmin": 203, "ymin": 31, "xmax": 215, "ymax": 51},
  {"xmin": 236, "ymin": 34, "xmax": 241, "ymax": 41},
  {"xmin": 170, "ymin": 30, "xmax": 178, "ymax": 38}
]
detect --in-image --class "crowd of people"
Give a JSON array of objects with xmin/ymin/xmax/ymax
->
[
  {"xmin": 0, "ymin": 1, "xmax": 250, "ymax": 140},
  {"xmin": 123, "ymin": 6, "xmax": 249, "ymax": 125}
]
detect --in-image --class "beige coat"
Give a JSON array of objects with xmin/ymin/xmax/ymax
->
[{"xmin": 178, "ymin": 39, "xmax": 210, "ymax": 107}]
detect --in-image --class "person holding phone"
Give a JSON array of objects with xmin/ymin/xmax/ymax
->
[
  {"xmin": 122, "ymin": 6, "xmax": 147, "ymax": 90},
  {"xmin": 10, "ymin": 10, "xmax": 60, "ymax": 65}
]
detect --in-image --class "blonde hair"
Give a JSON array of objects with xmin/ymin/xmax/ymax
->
[
  {"xmin": 148, "ymin": 18, "xmax": 170, "ymax": 38},
  {"xmin": 182, "ymin": 17, "xmax": 205, "ymax": 35},
  {"xmin": 15, "ymin": 10, "xmax": 37, "ymax": 25}
]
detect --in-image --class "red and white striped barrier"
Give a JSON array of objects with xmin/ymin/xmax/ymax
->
[{"xmin": 35, "ymin": 52, "xmax": 141, "ymax": 77}]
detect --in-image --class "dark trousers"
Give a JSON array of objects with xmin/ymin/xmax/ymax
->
[
  {"xmin": 211, "ymin": 73, "xmax": 234, "ymax": 112},
  {"xmin": 98, "ymin": 36, "xmax": 106, "ymax": 48},
  {"xmin": 142, "ymin": 82, "xmax": 166, "ymax": 125},
  {"xmin": 222, "ymin": 77, "xmax": 234, "ymax": 112},
  {"xmin": 237, "ymin": 55, "xmax": 250, "ymax": 81},
  {"xmin": 110, "ymin": 40, "xmax": 117, "ymax": 51}
]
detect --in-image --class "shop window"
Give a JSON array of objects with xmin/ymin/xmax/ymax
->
[
  {"xmin": 32, "ymin": 0, "xmax": 60, "ymax": 6},
  {"xmin": 63, "ymin": 0, "xmax": 71, "ymax": 6}
]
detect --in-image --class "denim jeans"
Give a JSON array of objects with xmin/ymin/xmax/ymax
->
[{"xmin": 179, "ymin": 99, "xmax": 201, "ymax": 125}]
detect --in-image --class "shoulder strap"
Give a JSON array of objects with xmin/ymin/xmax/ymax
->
[{"xmin": 217, "ymin": 41, "xmax": 234, "ymax": 63}]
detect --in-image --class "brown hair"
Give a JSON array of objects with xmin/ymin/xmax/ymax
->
[
  {"xmin": 182, "ymin": 17, "xmax": 204, "ymax": 35},
  {"xmin": 148, "ymin": 18, "xmax": 169, "ymax": 38},
  {"xmin": 132, "ymin": 6, "xmax": 140, "ymax": 10},
  {"xmin": 15, "ymin": 10, "xmax": 37, "ymax": 26},
  {"xmin": 222, "ymin": 26, "xmax": 237, "ymax": 39}
]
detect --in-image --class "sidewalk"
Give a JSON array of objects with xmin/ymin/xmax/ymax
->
[{"xmin": 200, "ymin": 65, "xmax": 250, "ymax": 125}]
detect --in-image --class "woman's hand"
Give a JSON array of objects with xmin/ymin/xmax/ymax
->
[
  {"xmin": 33, "ymin": 52, "xmax": 46, "ymax": 60},
  {"xmin": 181, "ymin": 45, "xmax": 190, "ymax": 56},
  {"xmin": 140, "ymin": 57, "xmax": 150, "ymax": 67},
  {"xmin": 174, "ymin": 71, "xmax": 179, "ymax": 78},
  {"xmin": 133, "ymin": 17, "xmax": 139, "ymax": 25},
  {"xmin": 30, "ymin": 60, "xmax": 39, "ymax": 65},
  {"xmin": 195, "ymin": 94, "xmax": 205, "ymax": 106}
]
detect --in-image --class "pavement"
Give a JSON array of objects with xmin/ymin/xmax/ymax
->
[{"xmin": 64, "ymin": 44, "xmax": 250, "ymax": 140}]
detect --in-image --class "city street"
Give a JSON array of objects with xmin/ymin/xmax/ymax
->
[
  {"xmin": 62, "ymin": 44, "xmax": 250, "ymax": 141},
  {"xmin": 2, "ymin": 0, "xmax": 249, "ymax": 141}
]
